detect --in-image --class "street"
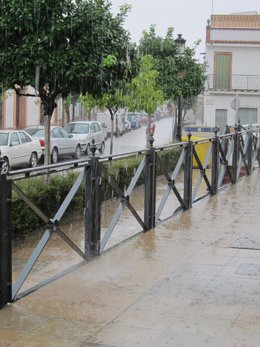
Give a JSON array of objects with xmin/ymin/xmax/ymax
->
[{"xmin": 104, "ymin": 116, "xmax": 175, "ymax": 155}]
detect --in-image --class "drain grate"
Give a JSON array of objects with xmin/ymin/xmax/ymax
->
[{"xmin": 230, "ymin": 237, "xmax": 260, "ymax": 250}]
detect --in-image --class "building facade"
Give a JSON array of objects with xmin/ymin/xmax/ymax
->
[
  {"xmin": 0, "ymin": 88, "xmax": 87, "ymax": 130},
  {"xmin": 204, "ymin": 12, "xmax": 260, "ymax": 133}
]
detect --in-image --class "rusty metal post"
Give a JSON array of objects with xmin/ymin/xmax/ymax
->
[
  {"xmin": 85, "ymin": 140, "xmax": 101, "ymax": 260},
  {"xmin": 211, "ymin": 127, "xmax": 219, "ymax": 195},
  {"xmin": 183, "ymin": 131, "xmax": 193, "ymax": 209},
  {"xmin": 232, "ymin": 125, "xmax": 239, "ymax": 183},
  {"xmin": 0, "ymin": 173, "xmax": 12, "ymax": 308},
  {"xmin": 144, "ymin": 135, "xmax": 156, "ymax": 230}
]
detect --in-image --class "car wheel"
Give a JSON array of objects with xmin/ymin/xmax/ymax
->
[
  {"xmin": 1, "ymin": 158, "xmax": 9, "ymax": 174},
  {"xmin": 99, "ymin": 142, "xmax": 105, "ymax": 154},
  {"xmin": 51, "ymin": 148, "xmax": 58, "ymax": 164},
  {"xmin": 74, "ymin": 145, "xmax": 81, "ymax": 159},
  {"xmin": 29, "ymin": 152, "xmax": 38, "ymax": 168},
  {"xmin": 85, "ymin": 144, "xmax": 91, "ymax": 155}
]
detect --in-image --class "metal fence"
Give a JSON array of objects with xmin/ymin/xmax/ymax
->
[{"xmin": 1, "ymin": 126, "xmax": 259, "ymax": 308}]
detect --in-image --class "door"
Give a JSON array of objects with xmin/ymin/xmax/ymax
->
[
  {"xmin": 214, "ymin": 53, "xmax": 231, "ymax": 90},
  {"xmin": 59, "ymin": 128, "xmax": 75, "ymax": 155},
  {"xmin": 215, "ymin": 109, "xmax": 228, "ymax": 134}
]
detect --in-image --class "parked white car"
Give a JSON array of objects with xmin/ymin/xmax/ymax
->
[
  {"xmin": 24, "ymin": 126, "xmax": 81, "ymax": 163},
  {"xmin": 0, "ymin": 130, "xmax": 42, "ymax": 173},
  {"xmin": 64, "ymin": 121, "xmax": 106, "ymax": 155}
]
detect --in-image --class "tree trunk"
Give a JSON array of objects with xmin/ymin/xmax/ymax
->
[
  {"xmin": 110, "ymin": 114, "xmax": 114, "ymax": 155},
  {"xmin": 44, "ymin": 115, "xmax": 51, "ymax": 166},
  {"xmin": 0, "ymin": 101, "xmax": 3, "ymax": 129},
  {"xmin": 146, "ymin": 115, "xmax": 152, "ymax": 147}
]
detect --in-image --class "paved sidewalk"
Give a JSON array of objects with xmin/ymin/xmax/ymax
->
[{"xmin": 0, "ymin": 171, "xmax": 260, "ymax": 347}]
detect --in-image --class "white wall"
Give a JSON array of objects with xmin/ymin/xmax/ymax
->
[
  {"xmin": 4, "ymin": 91, "xmax": 14, "ymax": 128},
  {"xmin": 210, "ymin": 29, "xmax": 260, "ymax": 43},
  {"xmin": 204, "ymin": 93, "xmax": 260, "ymax": 126},
  {"xmin": 206, "ymin": 44, "xmax": 260, "ymax": 76},
  {"xmin": 26, "ymin": 86, "xmax": 40, "ymax": 126}
]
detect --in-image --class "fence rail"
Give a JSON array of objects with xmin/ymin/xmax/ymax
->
[{"xmin": 1, "ymin": 126, "xmax": 260, "ymax": 308}]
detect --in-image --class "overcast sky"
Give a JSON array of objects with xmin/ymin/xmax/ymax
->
[{"xmin": 111, "ymin": 0, "xmax": 260, "ymax": 58}]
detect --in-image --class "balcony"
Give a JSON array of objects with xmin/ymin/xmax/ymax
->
[{"xmin": 206, "ymin": 74, "xmax": 260, "ymax": 92}]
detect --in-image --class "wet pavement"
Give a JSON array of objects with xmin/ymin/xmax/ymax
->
[{"xmin": 1, "ymin": 170, "xmax": 260, "ymax": 347}]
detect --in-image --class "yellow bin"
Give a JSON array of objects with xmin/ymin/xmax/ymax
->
[{"xmin": 182, "ymin": 136, "xmax": 212, "ymax": 168}]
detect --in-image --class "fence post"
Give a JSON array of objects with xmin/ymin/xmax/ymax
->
[
  {"xmin": 211, "ymin": 127, "xmax": 219, "ymax": 195},
  {"xmin": 246, "ymin": 130, "xmax": 253, "ymax": 175},
  {"xmin": 183, "ymin": 131, "xmax": 193, "ymax": 209},
  {"xmin": 85, "ymin": 140, "xmax": 101, "ymax": 260},
  {"xmin": 232, "ymin": 124, "xmax": 239, "ymax": 183},
  {"xmin": 0, "ymin": 173, "xmax": 12, "ymax": 309},
  {"xmin": 144, "ymin": 135, "xmax": 157, "ymax": 230}
]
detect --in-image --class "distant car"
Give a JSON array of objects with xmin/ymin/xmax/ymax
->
[
  {"xmin": 124, "ymin": 119, "xmax": 131, "ymax": 132},
  {"xmin": 0, "ymin": 130, "xmax": 42, "ymax": 173},
  {"xmin": 24, "ymin": 126, "xmax": 81, "ymax": 163},
  {"xmin": 127, "ymin": 113, "xmax": 142, "ymax": 129},
  {"xmin": 64, "ymin": 121, "xmax": 106, "ymax": 155}
]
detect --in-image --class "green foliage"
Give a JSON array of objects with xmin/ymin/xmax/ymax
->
[
  {"xmin": 139, "ymin": 25, "xmax": 206, "ymax": 102},
  {"xmin": 124, "ymin": 55, "xmax": 164, "ymax": 115},
  {"xmin": 12, "ymin": 172, "xmax": 84, "ymax": 237},
  {"xmin": 0, "ymin": 0, "xmax": 137, "ymax": 115},
  {"xmin": 80, "ymin": 93, "xmax": 98, "ymax": 115}
]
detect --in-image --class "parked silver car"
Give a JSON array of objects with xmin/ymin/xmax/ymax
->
[
  {"xmin": 0, "ymin": 130, "xmax": 42, "ymax": 173},
  {"xmin": 24, "ymin": 126, "xmax": 81, "ymax": 163},
  {"xmin": 64, "ymin": 121, "xmax": 106, "ymax": 154}
]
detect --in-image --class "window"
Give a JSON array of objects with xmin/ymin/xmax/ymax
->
[
  {"xmin": 237, "ymin": 108, "xmax": 257, "ymax": 125},
  {"xmin": 0, "ymin": 133, "xmax": 9, "ymax": 145},
  {"xmin": 59, "ymin": 128, "xmax": 70, "ymax": 138},
  {"xmin": 19, "ymin": 131, "xmax": 31, "ymax": 143},
  {"xmin": 90, "ymin": 124, "xmax": 96, "ymax": 133},
  {"xmin": 52, "ymin": 128, "xmax": 63, "ymax": 138},
  {"xmin": 93, "ymin": 123, "xmax": 100, "ymax": 132},
  {"xmin": 10, "ymin": 132, "xmax": 20, "ymax": 145}
]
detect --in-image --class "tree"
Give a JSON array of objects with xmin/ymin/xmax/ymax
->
[
  {"xmin": 139, "ymin": 25, "xmax": 206, "ymax": 141},
  {"xmin": 81, "ymin": 40, "xmax": 141, "ymax": 155},
  {"xmin": 0, "ymin": 0, "xmax": 134, "ymax": 164},
  {"xmin": 124, "ymin": 55, "xmax": 164, "ymax": 145}
]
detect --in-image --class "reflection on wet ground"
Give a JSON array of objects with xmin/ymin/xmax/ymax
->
[{"xmin": 12, "ymin": 169, "xmax": 211, "ymax": 295}]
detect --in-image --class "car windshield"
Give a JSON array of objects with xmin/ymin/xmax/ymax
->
[
  {"xmin": 65, "ymin": 123, "xmax": 90, "ymax": 134},
  {"xmin": 26, "ymin": 128, "xmax": 44, "ymax": 137},
  {"xmin": 0, "ymin": 133, "xmax": 9, "ymax": 145}
]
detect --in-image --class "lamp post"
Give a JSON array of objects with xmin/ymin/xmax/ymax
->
[{"xmin": 174, "ymin": 34, "xmax": 186, "ymax": 142}]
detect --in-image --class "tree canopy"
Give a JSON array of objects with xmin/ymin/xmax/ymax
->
[
  {"xmin": 124, "ymin": 55, "xmax": 164, "ymax": 115},
  {"xmin": 0, "ymin": 0, "xmax": 137, "ymax": 113},
  {"xmin": 0, "ymin": 0, "xmax": 139, "ymax": 162},
  {"xmin": 139, "ymin": 25, "xmax": 206, "ymax": 102},
  {"xmin": 139, "ymin": 25, "xmax": 206, "ymax": 140}
]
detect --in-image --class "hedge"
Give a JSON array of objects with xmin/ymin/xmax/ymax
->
[{"xmin": 12, "ymin": 147, "xmax": 181, "ymax": 238}]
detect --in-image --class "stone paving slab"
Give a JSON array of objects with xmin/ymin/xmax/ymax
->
[{"xmin": 0, "ymin": 171, "xmax": 259, "ymax": 347}]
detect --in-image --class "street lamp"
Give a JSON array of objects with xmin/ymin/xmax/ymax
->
[
  {"xmin": 175, "ymin": 34, "xmax": 186, "ymax": 55},
  {"xmin": 174, "ymin": 34, "xmax": 186, "ymax": 142}
]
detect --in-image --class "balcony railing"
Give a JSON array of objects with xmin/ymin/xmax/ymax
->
[{"xmin": 207, "ymin": 74, "xmax": 260, "ymax": 92}]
